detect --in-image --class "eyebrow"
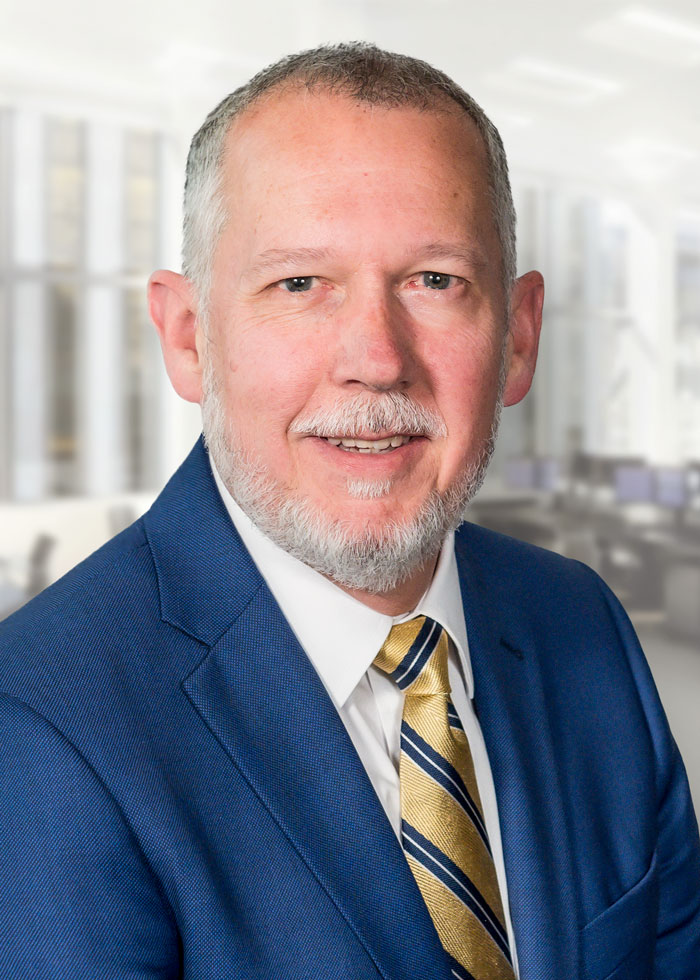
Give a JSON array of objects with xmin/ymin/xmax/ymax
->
[
  {"xmin": 415, "ymin": 241, "xmax": 490, "ymax": 270},
  {"xmin": 245, "ymin": 241, "xmax": 490, "ymax": 280},
  {"xmin": 246, "ymin": 247, "xmax": 336, "ymax": 279}
]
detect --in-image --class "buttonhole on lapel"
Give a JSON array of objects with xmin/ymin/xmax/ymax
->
[{"xmin": 500, "ymin": 638, "xmax": 525, "ymax": 661}]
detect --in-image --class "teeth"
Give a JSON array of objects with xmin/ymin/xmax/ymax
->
[
  {"xmin": 353, "ymin": 438, "xmax": 392, "ymax": 450},
  {"xmin": 323, "ymin": 435, "xmax": 412, "ymax": 453}
]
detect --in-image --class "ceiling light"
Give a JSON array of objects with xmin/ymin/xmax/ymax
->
[
  {"xmin": 586, "ymin": 6, "xmax": 700, "ymax": 66},
  {"xmin": 621, "ymin": 7, "xmax": 700, "ymax": 43},
  {"xmin": 608, "ymin": 138, "xmax": 697, "ymax": 182},
  {"xmin": 489, "ymin": 58, "xmax": 620, "ymax": 106}
]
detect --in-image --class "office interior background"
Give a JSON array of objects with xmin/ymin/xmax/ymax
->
[{"xmin": 1, "ymin": 0, "xmax": 699, "ymax": 803}]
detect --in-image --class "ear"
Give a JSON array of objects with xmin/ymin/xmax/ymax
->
[
  {"xmin": 502, "ymin": 270, "xmax": 544, "ymax": 407},
  {"xmin": 148, "ymin": 270, "xmax": 204, "ymax": 404}
]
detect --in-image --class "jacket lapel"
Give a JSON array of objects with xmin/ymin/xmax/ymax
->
[
  {"xmin": 183, "ymin": 589, "xmax": 452, "ymax": 980},
  {"xmin": 455, "ymin": 525, "xmax": 579, "ymax": 979},
  {"xmin": 145, "ymin": 440, "xmax": 452, "ymax": 980}
]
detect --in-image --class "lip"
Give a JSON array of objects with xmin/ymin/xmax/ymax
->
[
  {"xmin": 321, "ymin": 431, "xmax": 416, "ymax": 442},
  {"xmin": 303, "ymin": 434, "xmax": 427, "ymax": 474}
]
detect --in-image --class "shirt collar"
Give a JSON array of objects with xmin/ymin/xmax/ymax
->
[
  {"xmin": 211, "ymin": 459, "xmax": 473, "ymax": 707},
  {"xmin": 397, "ymin": 534, "xmax": 473, "ymax": 699}
]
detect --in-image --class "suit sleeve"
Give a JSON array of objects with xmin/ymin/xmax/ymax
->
[
  {"xmin": 597, "ymin": 579, "xmax": 700, "ymax": 977},
  {"xmin": 0, "ymin": 693, "xmax": 181, "ymax": 979}
]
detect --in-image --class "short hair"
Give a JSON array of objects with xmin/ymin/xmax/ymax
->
[{"xmin": 182, "ymin": 42, "xmax": 516, "ymax": 315}]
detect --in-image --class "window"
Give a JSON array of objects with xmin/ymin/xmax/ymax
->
[{"xmin": 1, "ymin": 111, "xmax": 166, "ymax": 500}]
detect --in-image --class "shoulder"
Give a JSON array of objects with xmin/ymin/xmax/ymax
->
[
  {"xmin": 0, "ymin": 514, "xmax": 201, "ymax": 726},
  {"xmin": 454, "ymin": 520, "xmax": 651, "ymax": 709},
  {"xmin": 455, "ymin": 521, "xmax": 675, "ymax": 771},
  {"xmin": 454, "ymin": 520, "xmax": 604, "ymax": 606},
  {"xmin": 0, "ymin": 517, "xmax": 155, "ymax": 656}
]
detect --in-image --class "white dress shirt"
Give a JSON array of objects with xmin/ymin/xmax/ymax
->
[{"xmin": 211, "ymin": 462, "xmax": 518, "ymax": 973}]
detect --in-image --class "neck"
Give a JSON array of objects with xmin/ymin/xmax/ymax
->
[{"xmin": 329, "ymin": 552, "xmax": 439, "ymax": 616}]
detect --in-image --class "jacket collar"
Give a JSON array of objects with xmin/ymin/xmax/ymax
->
[{"xmin": 143, "ymin": 438, "xmax": 265, "ymax": 647}]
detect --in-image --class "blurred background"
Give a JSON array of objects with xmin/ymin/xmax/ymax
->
[{"xmin": 0, "ymin": 0, "xmax": 699, "ymax": 802}]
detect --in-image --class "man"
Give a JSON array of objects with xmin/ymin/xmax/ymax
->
[{"xmin": 1, "ymin": 43, "xmax": 698, "ymax": 980}]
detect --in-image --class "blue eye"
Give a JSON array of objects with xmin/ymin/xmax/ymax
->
[
  {"xmin": 280, "ymin": 276, "xmax": 314, "ymax": 292},
  {"xmin": 421, "ymin": 272, "xmax": 453, "ymax": 290}
]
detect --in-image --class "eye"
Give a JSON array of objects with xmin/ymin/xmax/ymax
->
[
  {"xmin": 420, "ymin": 271, "xmax": 456, "ymax": 290},
  {"xmin": 279, "ymin": 276, "xmax": 316, "ymax": 293}
]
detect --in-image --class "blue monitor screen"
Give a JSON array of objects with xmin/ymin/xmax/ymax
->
[
  {"xmin": 538, "ymin": 458, "xmax": 560, "ymax": 492},
  {"xmin": 614, "ymin": 465, "xmax": 654, "ymax": 504},
  {"xmin": 505, "ymin": 458, "xmax": 537, "ymax": 490},
  {"xmin": 655, "ymin": 468, "xmax": 687, "ymax": 509}
]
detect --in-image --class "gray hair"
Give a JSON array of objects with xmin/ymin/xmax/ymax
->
[{"xmin": 182, "ymin": 42, "xmax": 516, "ymax": 316}]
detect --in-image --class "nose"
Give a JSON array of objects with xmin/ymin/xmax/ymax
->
[{"xmin": 331, "ymin": 284, "xmax": 416, "ymax": 393}]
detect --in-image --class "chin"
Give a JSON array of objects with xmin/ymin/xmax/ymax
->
[
  {"xmin": 201, "ymin": 368, "xmax": 500, "ymax": 594},
  {"xmin": 208, "ymin": 436, "xmax": 491, "ymax": 594}
]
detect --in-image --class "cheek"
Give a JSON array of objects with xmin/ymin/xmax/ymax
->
[
  {"xmin": 425, "ymin": 329, "xmax": 504, "ymax": 422},
  {"xmin": 219, "ymin": 329, "xmax": 323, "ymax": 437}
]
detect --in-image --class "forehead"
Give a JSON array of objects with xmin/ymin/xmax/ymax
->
[{"xmin": 220, "ymin": 86, "xmax": 491, "ymax": 204}]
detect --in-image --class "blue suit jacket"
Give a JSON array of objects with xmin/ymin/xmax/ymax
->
[{"xmin": 1, "ymin": 439, "xmax": 699, "ymax": 980}]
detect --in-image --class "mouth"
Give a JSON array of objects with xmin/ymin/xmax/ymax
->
[{"xmin": 322, "ymin": 435, "xmax": 414, "ymax": 454}]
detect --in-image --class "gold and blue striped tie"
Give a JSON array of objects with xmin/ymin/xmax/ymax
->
[{"xmin": 375, "ymin": 616, "xmax": 515, "ymax": 980}]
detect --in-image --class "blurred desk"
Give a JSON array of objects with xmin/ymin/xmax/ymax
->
[
  {"xmin": 0, "ymin": 492, "xmax": 154, "ymax": 619},
  {"xmin": 468, "ymin": 494, "xmax": 560, "ymax": 551},
  {"xmin": 663, "ymin": 545, "xmax": 700, "ymax": 642},
  {"xmin": 471, "ymin": 493, "xmax": 700, "ymax": 641}
]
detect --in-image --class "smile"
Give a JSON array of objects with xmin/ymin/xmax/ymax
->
[{"xmin": 323, "ymin": 435, "xmax": 413, "ymax": 453}]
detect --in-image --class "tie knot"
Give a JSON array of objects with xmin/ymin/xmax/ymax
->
[{"xmin": 374, "ymin": 616, "xmax": 450, "ymax": 696}]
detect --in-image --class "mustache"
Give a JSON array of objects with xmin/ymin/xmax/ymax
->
[{"xmin": 289, "ymin": 392, "xmax": 447, "ymax": 439}]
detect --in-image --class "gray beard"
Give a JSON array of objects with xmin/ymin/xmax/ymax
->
[{"xmin": 201, "ymin": 361, "xmax": 503, "ymax": 595}]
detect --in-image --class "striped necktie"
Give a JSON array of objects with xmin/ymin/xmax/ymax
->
[{"xmin": 375, "ymin": 616, "xmax": 515, "ymax": 980}]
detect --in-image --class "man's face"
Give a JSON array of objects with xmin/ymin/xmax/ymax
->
[{"xmin": 201, "ymin": 88, "xmax": 517, "ymax": 564}]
